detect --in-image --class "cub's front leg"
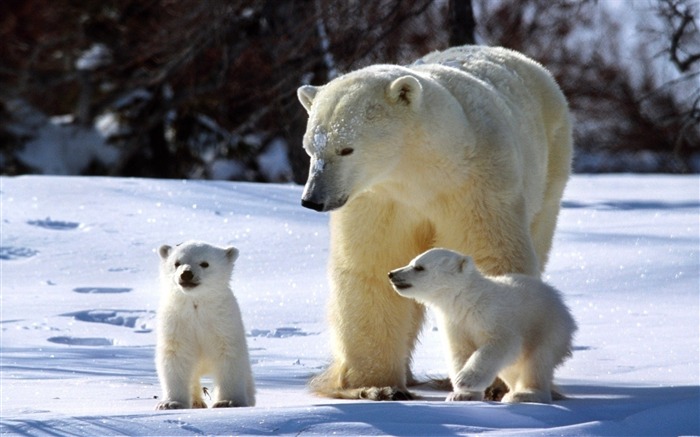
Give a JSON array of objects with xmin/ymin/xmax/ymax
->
[
  {"xmin": 155, "ymin": 348, "xmax": 196, "ymax": 410},
  {"xmin": 447, "ymin": 340, "xmax": 517, "ymax": 402}
]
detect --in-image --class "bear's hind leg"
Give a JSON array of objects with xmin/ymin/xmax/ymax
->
[
  {"xmin": 529, "ymin": 117, "xmax": 572, "ymax": 273},
  {"xmin": 504, "ymin": 350, "xmax": 556, "ymax": 404}
]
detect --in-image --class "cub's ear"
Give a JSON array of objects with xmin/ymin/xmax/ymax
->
[
  {"xmin": 226, "ymin": 247, "xmax": 239, "ymax": 263},
  {"xmin": 457, "ymin": 255, "xmax": 472, "ymax": 273},
  {"xmin": 159, "ymin": 245, "xmax": 172, "ymax": 260},
  {"xmin": 387, "ymin": 75, "xmax": 422, "ymax": 110},
  {"xmin": 297, "ymin": 85, "xmax": 319, "ymax": 113}
]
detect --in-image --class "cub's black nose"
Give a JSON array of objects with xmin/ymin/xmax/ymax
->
[
  {"xmin": 301, "ymin": 199, "xmax": 324, "ymax": 212},
  {"xmin": 388, "ymin": 271, "xmax": 395, "ymax": 280},
  {"xmin": 180, "ymin": 270, "xmax": 194, "ymax": 281}
]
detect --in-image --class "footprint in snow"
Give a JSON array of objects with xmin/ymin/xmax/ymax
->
[
  {"xmin": 62, "ymin": 309, "xmax": 155, "ymax": 333},
  {"xmin": 248, "ymin": 327, "xmax": 315, "ymax": 338},
  {"xmin": 26, "ymin": 218, "xmax": 81, "ymax": 230},
  {"xmin": 47, "ymin": 336, "xmax": 114, "ymax": 346},
  {"xmin": 0, "ymin": 246, "xmax": 38, "ymax": 260},
  {"xmin": 73, "ymin": 287, "xmax": 132, "ymax": 294}
]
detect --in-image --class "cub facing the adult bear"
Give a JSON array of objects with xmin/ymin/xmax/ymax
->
[
  {"xmin": 389, "ymin": 248, "xmax": 577, "ymax": 404},
  {"xmin": 297, "ymin": 45, "xmax": 573, "ymax": 400},
  {"xmin": 155, "ymin": 241, "xmax": 255, "ymax": 410}
]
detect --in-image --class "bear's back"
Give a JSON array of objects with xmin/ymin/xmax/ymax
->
[{"xmin": 410, "ymin": 45, "xmax": 567, "ymax": 123}]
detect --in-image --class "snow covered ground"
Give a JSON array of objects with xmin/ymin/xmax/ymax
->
[{"xmin": 1, "ymin": 174, "xmax": 698, "ymax": 436}]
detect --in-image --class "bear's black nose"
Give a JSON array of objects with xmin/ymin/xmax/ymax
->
[
  {"xmin": 301, "ymin": 199, "xmax": 324, "ymax": 212},
  {"xmin": 388, "ymin": 271, "xmax": 395, "ymax": 280},
  {"xmin": 180, "ymin": 270, "xmax": 194, "ymax": 281}
]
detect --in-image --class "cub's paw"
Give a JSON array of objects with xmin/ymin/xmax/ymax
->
[
  {"xmin": 212, "ymin": 400, "xmax": 245, "ymax": 408},
  {"xmin": 502, "ymin": 389, "xmax": 551, "ymax": 404},
  {"xmin": 446, "ymin": 390, "xmax": 484, "ymax": 402},
  {"xmin": 155, "ymin": 400, "xmax": 186, "ymax": 410},
  {"xmin": 453, "ymin": 369, "xmax": 487, "ymax": 392},
  {"xmin": 484, "ymin": 378, "xmax": 509, "ymax": 401}
]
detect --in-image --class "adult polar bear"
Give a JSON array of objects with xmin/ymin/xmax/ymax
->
[{"xmin": 297, "ymin": 45, "xmax": 573, "ymax": 400}]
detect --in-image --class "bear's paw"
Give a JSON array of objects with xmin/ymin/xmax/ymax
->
[
  {"xmin": 357, "ymin": 386, "xmax": 415, "ymax": 401},
  {"xmin": 212, "ymin": 399, "xmax": 246, "ymax": 408},
  {"xmin": 446, "ymin": 390, "xmax": 484, "ymax": 402},
  {"xmin": 155, "ymin": 400, "xmax": 187, "ymax": 410}
]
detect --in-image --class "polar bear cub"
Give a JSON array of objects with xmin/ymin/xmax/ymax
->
[
  {"xmin": 155, "ymin": 241, "xmax": 255, "ymax": 409},
  {"xmin": 389, "ymin": 248, "xmax": 576, "ymax": 403}
]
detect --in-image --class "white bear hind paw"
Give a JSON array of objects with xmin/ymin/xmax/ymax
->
[{"xmin": 447, "ymin": 390, "xmax": 484, "ymax": 402}]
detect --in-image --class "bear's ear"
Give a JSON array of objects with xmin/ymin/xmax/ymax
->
[
  {"xmin": 159, "ymin": 245, "xmax": 172, "ymax": 260},
  {"xmin": 225, "ymin": 247, "xmax": 239, "ymax": 263},
  {"xmin": 387, "ymin": 75, "xmax": 422, "ymax": 110},
  {"xmin": 297, "ymin": 85, "xmax": 319, "ymax": 113}
]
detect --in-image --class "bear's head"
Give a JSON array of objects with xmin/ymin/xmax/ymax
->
[
  {"xmin": 297, "ymin": 66, "xmax": 424, "ymax": 212},
  {"xmin": 388, "ymin": 248, "xmax": 474, "ymax": 302},
  {"xmin": 158, "ymin": 240, "xmax": 239, "ymax": 293}
]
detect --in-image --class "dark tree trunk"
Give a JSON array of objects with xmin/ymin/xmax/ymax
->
[{"xmin": 449, "ymin": 0, "xmax": 476, "ymax": 46}]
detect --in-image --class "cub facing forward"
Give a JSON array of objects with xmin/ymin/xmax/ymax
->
[
  {"xmin": 389, "ymin": 248, "xmax": 576, "ymax": 403},
  {"xmin": 155, "ymin": 241, "xmax": 255, "ymax": 410}
]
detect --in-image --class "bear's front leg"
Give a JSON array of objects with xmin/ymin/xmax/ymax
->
[
  {"xmin": 310, "ymin": 199, "xmax": 431, "ymax": 400},
  {"xmin": 312, "ymin": 273, "xmax": 425, "ymax": 401}
]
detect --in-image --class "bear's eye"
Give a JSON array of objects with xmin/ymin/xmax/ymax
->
[
  {"xmin": 174, "ymin": 261, "xmax": 181, "ymax": 268},
  {"xmin": 414, "ymin": 265, "xmax": 425, "ymax": 272},
  {"xmin": 200, "ymin": 262, "xmax": 209, "ymax": 268},
  {"xmin": 338, "ymin": 148, "xmax": 354, "ymax": 157}
]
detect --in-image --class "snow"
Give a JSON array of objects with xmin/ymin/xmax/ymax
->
[
  {"xmin": 256, "ymin": 138, "xmax": 294, "ymax": 182},
  {"xmin": 16, "ymin": 115, "xmax": 119, "ymax": 175},
  {"xmin": 313, "ymin": 127, "xmax": 328, "ymax": 153},
  {"xmin": 1, "ymin": 174, "xmax": 698, "ymax": 436},
  {"xmin": 75, "ymin": 43, "xmax": 112, "ymax": 71}
]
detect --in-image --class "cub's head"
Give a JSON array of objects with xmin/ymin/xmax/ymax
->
[
  {"xmin": 158, "ymin": 240, "xmax": 239, "ymax": 293},
  {"xmin": 388, "ymin": 248, "xmax": 474, "ymax": 302},
  {"xmin": 297, "ymin": 66, "xmax": 424, "ymax": 212}
]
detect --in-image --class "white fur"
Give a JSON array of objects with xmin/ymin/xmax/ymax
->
[
  {"xmin": 155, "ymin": 241, "xmax": 255, "ymax": 409},
  {"xmin": 389, "ymin": 248, "xmax": 577, "ymax": 403},
  {"xmin": 297, "ymin": 45, "xmax": 573, "ymax": 400}
]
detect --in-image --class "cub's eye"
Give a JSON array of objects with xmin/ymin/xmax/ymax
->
[
  {"xmin": 414, "ymin": 265, "xmax": 425, "ymax": 272},
  {"xmin": 174, "ymin": 261, "xmax": 181, "ymax": 268},
  {"xmin": 338, "ymin": 148, "xmax": 354, "ymax": 156},
  {"xmin": 200, "ymin": 262, "xmax": 209, "ymax": 268}
]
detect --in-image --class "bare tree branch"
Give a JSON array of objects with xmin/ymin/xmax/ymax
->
[{"xmin": 658, "ymin": 0, "xmax": 700, "ymax": 72}]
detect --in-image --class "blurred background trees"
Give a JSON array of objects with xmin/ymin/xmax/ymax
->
[{"xmin": 1, "ymin": 0, "xmax": 698, "ymax": 182}]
